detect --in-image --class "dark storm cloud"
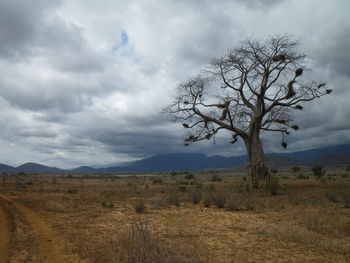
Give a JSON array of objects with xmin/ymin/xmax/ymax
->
[
  {"xmin": 313, "ymin": 27, "xmax": 350, "ymax": 77},
  {"xmin": 0, "ymin": 0, "xmax": 62, "ymax": 59},
  {"xmin": 0, "ymin": 0, "xmax": 349, "ymax": 167}
]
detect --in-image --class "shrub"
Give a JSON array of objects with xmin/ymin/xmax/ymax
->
[
  {"xmin": 189, "ymin": 187, "xmax": 203, "ymax": 204},
  {"xmin": 101, "ymin": 201, "xmax": 114, "ymax": 208},
  {"xmin": 270, "ymin": 168, "xmax": 279, "ymax": 174},
  {"xmin": 134, "ymin": 199, "xmax": 147, "ymax": 213},
  {"xmin": 150, "ymin": 195, "xmax": 165, "ymax": 209},
  {"xmin": 243, "ymin": 193, "xmax": 259, "ymax": 211},
  {"xmin": 211, "ymin": 189, "xmax": 228, "ymax": 208},
  {"xmin": 190, "ymin": 181, "xmax": 203, "ymax": 188},
  {"xmin": 342, "ymin": 187, "xmax": 350, "ymax": 208},
  {"xmin": 176, "ymin": 180, "xmax": 189, "ymax": 185},
  {"xmin": 166, "ymin": 188, "xmax": 181, "ymax": 206},
  {"xmin": 291, "ymin": 166, "xmax": 301, "ymax": 173},
  {"xmin": 324, "ymin": 189, "xmax": 337, "ymax": 203},
  {"xmin": 206, "ymin": 184, "xmax": 216, "ymax": 191},
  {"xmin": 151, "ymin": 178, "xmax": 163, "ymax": 184},
  {"xmin": 203, "ymin": 192, "xmax": 212, "ymax": 207},
  {"xmin": 178, "ymin": 186, "xmax": 187, "ymax": 193},
  {"xmin": 265, "ymin": 176, "xmax": 279, "ymax": 195},
  {"xmin": 312, "ymin": 166, "xmax": 325, "ymax": 179},
  {"xmin": 297, "ymin": 173, "xmax": 308, "ymax": 180},
  {"xmin": 184, "ymin": 173, "xmax": 195, "ymax": 180},
  {"xmin": 14, "ymin": 181, "xmax": 26, "ymax": 190},
  {"xmin": 209, "ymin": 174, "xmax": 222, "ymax": 182},
  {"xmin": 96, "ymin": 218, "xmax": 200, "ymax": 263},
  {"xmin": 67, "ymin": 188, "xmax": 78, "ymax": 194},
  {"xmin": 226, "ymin": 194, "xmax": 241, "ymax": 211}
]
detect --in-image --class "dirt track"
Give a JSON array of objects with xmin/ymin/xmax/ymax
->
[{"xmin": 0, "ymin": 194, "xmax": 81, "ymax": 263}]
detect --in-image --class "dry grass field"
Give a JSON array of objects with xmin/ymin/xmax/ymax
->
[{"xmin": 0, "ymin": 170, "xmax": 350, "ymax": 263}]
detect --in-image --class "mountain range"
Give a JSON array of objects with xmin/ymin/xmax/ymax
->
[{"xmin": 1, "ymin": 144, "xmax": 350, "ymax": 174}]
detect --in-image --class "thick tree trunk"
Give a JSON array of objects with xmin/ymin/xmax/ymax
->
[{"xmin": 244, "ymin": 132, "xmax": 270, "ymax": 189}]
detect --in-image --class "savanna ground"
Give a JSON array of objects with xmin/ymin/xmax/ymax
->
[{"xmin": 0, "ymin": 168, "xmax": 350, "ymax": 263}]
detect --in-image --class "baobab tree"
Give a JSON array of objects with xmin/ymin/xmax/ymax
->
[{"xmin": 165, "ymin": 36, "xmax": 332, "ymax": 189}]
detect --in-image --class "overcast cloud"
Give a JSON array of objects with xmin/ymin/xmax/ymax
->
[{"xmin": 0, "ymin": 0, "xmax": 349, "ymax": 168}]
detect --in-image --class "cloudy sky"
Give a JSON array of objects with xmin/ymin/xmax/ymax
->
[{"xmin": 0, "ymin": 0, "xmax": 349, "ymax": 168}]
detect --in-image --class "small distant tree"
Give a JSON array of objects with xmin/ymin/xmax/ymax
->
[
  {"xmin": 165, "ymin": 36, "xmax": 331, "ymax": 189},
  {"xmin": 312, "ymin": 166, "xmax": 325, "ymax": 180},
  {"xmin": 291, "ymin": 166, "xmax": 301, "ymax": 173}
]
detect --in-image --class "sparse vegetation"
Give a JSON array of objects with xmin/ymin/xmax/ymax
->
[
  {"xmin": 265, "ymin": 176, "xmax": 279, "ymax": 195},
  {"xmin": 209, "ymin": 174, "xmax": 222, "ymax": 181},
  {"xmin": 67, "ymin": 188, "xmax": 78, "ymax": 194},
  {"xmin": 270, "ymin": 168, "xmax": 279, "ymax": 174},
  {"xmin": 184, "ymin": 173, "xmax": 195, "ymax": 180},
  {"xmin": 134, "ymin": 198, "xmax": 147, "ymax": 213},
  {"xmin": 1, "ymin": 169, "xmax": 349, "ymax": 263},
  {"xmin": 101, "ymin": 201, "xmax": 114, "ymax": 208},
  {"xmin": 291, "ymin": 166, "xmax": 301, "ymax": 173},
  {"xmin": 297, "ymin": 173, "xmax": 309, "ymax": 180},
  {"xmin": 312, "ymin": 166, "xmax": 326, "ymax": 180}
]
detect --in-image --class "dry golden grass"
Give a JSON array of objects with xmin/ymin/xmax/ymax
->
[{"xmin": 1, "ymin": 171, "xmax": 350, "ymax": 263}]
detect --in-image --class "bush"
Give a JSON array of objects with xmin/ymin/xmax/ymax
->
[
  {"xmin": 166, "ymin": 188, "xmax": 181, "ymax": 206},
  {"xmin": 297, "ymin": 173, "xmax": 308, "ymax": 180},
  {"xmin": 189, "ymin": 187, "xmax": 203, "ymax": 204},
  {"xmin": 270, "ymin": 168, "xmax": 279, "ymax": 174},
  {"xmin": 178, "ymin": 186, "xmax": 187, "ymax": 193},
  {"xmin": 211, "ymin": 189, "xmax": 228, "ymax": 208},
  {"xmin": 96, "ymin": 218, "xmax": 200, "ymax": 263},
  {"xmin": 312, "ymin": 166, "xmax": 325, "ymax": 179},
  {"xmin": 151, "ymin": 178, "xmax": 163, "ymax": 184},
  {"xmin": 291, "ymin": 166, "xmax": 301, "ymax": 173},
  {"xmin": 226, "ymin": 194, "xmax": 241, "ymax": 211},
  {"xmin": 324, "ymin": 189, "xmax": 337, "ymax": 203},
  {"xmin": 206, "ymin": 184, "xmax": 216, "ymax": 191},
  {"xmin": 342, "ymin": 187, "xmax": 350, "ymax": 208},
  {"xmin": 101, "ymin": 201, "xmax": 114, "ymax": 208},
  {"xmin": 203, "ymin": 192, "xmax": 212, "ymax": 207},
  {"xmin": 14, "ymin": 181, "xmax": 26, "ymax": 190},
  {"xmin": 209, "ymin": 174, "xmax": 222, "ymax": 182},
  {"xmin": 266, "ymin": 176, "xmax": 279, "ymax": 195},
  {"xmin": 184, "ymin": 174, "xmax": 195, "ymax": 180},
  {"xmin": 176, "ymin": 180, "xmax": 189, "ymax": 185},
  {"xmin": 67, "ymin": 188, "xmax": 78, "ymax": 194},
  {"xmin": 150, "ymin": 195, "xmax": 165, "ymax": 209},
  {"xmin": 243, "ymin": 193, "xmax": 259, "ymax": 211},
  {"xmin": 134, "ymin": 199, "xmax": 147, "ymax": 213}
]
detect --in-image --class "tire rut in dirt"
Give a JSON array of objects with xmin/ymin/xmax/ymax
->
[
  {"xmin": 0, "ymin": 198, "xmax": 41, "ymax": 263},
  {"xmin": 0, "ymin": 203, "xmax": 10, "ymax": 263},
  {"xmin": 0, "ymin": 195, "xmax": 79, "ymax": 263}
]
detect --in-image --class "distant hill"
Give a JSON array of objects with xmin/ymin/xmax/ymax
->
[
  {"xmin": 125, "ymin": 153, "xmax": 245, "ymax": 172},
  {"xmin": 266, "ymin": 155, "xmax": 305, "ymax": 168},
  {"xmin": 0, "ymin": 164, "xmax": 15, "ymax": 173},
  {"xmin": 0, "ymin": 144, "xmax": 349, "ymax": 174},
  {"xmin": 15, "ymin": 162, "xmax": 62, "ymax": 174},
  {"xmin": 276, "ymin": 144, "xmax": 350, "ymax": 163},
  {"xmin": 71, "ymin": 166, "xmax": 97, "ymax": 173},
  {"xmin": 312, "ymin": 152, "xmax": 350, "ymax": 167}
]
